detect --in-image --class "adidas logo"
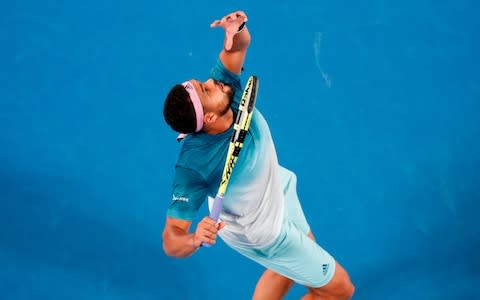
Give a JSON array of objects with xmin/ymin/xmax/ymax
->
[{"xmin": 322, "ymin": 264, "xmax": 329, "ymax": 276}]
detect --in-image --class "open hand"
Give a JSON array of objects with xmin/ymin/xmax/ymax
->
[{"xmin": 210, "ymin": 11, "xmax": 248, "ymax": 51}]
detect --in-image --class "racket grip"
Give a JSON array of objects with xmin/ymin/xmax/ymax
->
[
  {"xmin": 209, "ymin": 195, "xmax": 224, "ymax": 221},
  {"xmin": 201, "ymin": 195, "xmax": 224, "ymax": 248}
]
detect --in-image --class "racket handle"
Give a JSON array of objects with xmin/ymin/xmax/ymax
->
[
  {"xmin": 209, "ymin": 195, "xmax": 224, "ymax": 221},
  {"xmin": 201, "ymin": 195, "xmax": 224, "ymax": 248}
]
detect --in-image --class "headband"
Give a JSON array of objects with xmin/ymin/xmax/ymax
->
[{"xmin": 177, "ymin": 81, "xmax": 204, "ymax": 141}]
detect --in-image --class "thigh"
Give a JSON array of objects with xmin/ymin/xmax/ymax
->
[
  {"xmin": 252, "ymin": 269, "xmax": 294, "ymax": 300},
  {"xmin": 232, "ymin": 219, "xmax": 336, "ymax": 288}
]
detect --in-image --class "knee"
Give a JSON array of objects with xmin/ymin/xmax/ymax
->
[
  {"xmin": 314, "ymin": 263, "xmax": 355, "ymax": 299},
  {"xmin": 343, "ymin": 278, "xmax": 355, "ymax": 299},
  {"xmin": 335, "ymin": 271, "xmax": 355, "ymax": 299}
]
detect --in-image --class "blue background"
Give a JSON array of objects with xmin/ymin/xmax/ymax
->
[{"xmin": 1, "ymin": 0, "xmax": 479, "ymax": 299}]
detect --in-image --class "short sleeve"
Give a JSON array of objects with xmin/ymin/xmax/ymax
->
[{"xmin": 166, "ymin": 166, "xmax": 208, "ymax": 221}]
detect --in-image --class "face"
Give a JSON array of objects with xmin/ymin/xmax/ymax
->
[{"xmin": 190, "ymin": 79, "xmax": 234, "ymax": 116}]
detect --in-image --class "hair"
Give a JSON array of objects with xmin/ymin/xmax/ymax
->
[{"xmin": 163, "ymin": 84, "xmax": 196, "ymax": 133}]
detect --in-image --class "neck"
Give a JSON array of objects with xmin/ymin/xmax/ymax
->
[{"xmin": 204, "ymin": 109, "xmax": 234, "ymax": 135}]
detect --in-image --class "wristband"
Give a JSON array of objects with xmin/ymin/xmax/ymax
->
[{"xmin": 237, "ymin": 22, "xmax": 246, "ymax": 32}]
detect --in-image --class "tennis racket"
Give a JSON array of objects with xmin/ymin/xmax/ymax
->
[{"xmin": 202, "ymin": 75, "xmax": 258, "ymax": 247}]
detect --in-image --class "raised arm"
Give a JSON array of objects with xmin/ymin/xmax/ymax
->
[{"xmin": 210, "ymin": 11, "xmax": 251, "ymax": 74}]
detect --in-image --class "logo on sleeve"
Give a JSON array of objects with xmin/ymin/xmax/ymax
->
[
  {"xmin": 322, "ymin": 264, "xmax": 329, "ymax": 276},
  {"xmin": 172, "ymin": 195, "xmax": 189, "ymax": 202}
]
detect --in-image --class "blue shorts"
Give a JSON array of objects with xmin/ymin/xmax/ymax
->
[{"xmin": 228, "ymin": 168, "xmax": 336, "ymax": 287}]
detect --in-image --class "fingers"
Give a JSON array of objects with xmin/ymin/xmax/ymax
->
[
  {"xmin": 210, "ymin": 10, "xmax": 248, "ymax": 28},
  {"xmin": 227, "ymin": 11, "xmax": 247, "ymax": 21},
  {"xmin": 234, "ymin": 11, "xmax": 248, "ymax": 21},
  {"xmin": 195, "ymin": 217, "xmax": 225, "ymax": 245},
  {"xmin": 210, "ymin": 19, "xmax": 221, "ymax": 28},
  {"xmin": 223, "ymin": 11, "xmax": 247, "ymax": 24},
  {"xmin": 218, "ymin": 221, "xmax": 226, "ymax": 230}
]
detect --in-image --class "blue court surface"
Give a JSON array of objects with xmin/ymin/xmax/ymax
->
[{"xmin": 1, "ymin": 1, "xmax": 479, "ymax": 299}]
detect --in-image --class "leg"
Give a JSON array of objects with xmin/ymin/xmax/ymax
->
[
  {"xmin": 252, "ymin": 269, "xmax": 294, "ymax": 300},
  {"xmin": 252, "ymin": 230, "xmax": 318, "ymax": 300},
  {"xmin": 301, "ymin": 261, "xmax": 355, "ymax": 300},
  {"xmin": 252, "ymin": 230, "xmax": 329, "ymax": 300},
  {"xmin": 302, "ymin": 232, "xmax": 354, "ymax": 300}
]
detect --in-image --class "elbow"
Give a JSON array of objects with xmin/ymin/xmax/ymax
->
[
  {"xmin": 162, "ymin": 231, "xmax": 190, "ymax": 258},
  {"xmin": 161, "ymin": 231, "xmax": 176, "ymax": 257},
  {"xmin": 162, "ymin": 221, "xmax": 196, "ymax": 258},
  {"xmin": 162, "ymin": 240, "xmax": 174, "ymax": 257},
  {"xmin": 162, "ymin": 243, "xmax": 190, "ymax": 258}
]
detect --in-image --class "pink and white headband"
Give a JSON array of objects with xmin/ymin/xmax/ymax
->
[{"xmin": 177, "ymin": 81, "xmax": 204, "ymax": 141}]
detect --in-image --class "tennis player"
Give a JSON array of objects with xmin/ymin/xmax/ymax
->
[{"xmin": 162, "ymin": 10, "xmax": 354, "ymax": 300}]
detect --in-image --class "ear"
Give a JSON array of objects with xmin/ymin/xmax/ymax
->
[{"xmin": 204, "ymin": 112, "xmax": 218, "ymax": 125}]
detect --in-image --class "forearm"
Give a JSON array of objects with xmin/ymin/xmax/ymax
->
[
  {"xmin": 212, "ymin": 11, "xmax": 250, "ymax": 74},
  {"xmin": 225, "ymin": 24, "xmax": 251, "ymax": 52},
  {"xmin": 219, "ymin": 25, "xmax": 250, "ymax": 74},
  {"xmin": 162, "ymin": 226, "xmax": 199, "ymax": 258}
]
